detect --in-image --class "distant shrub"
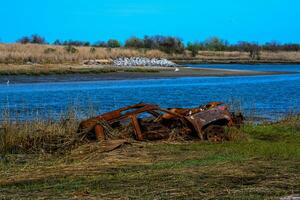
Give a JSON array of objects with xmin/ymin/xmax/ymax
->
[
  {"xmin": 249, "ymin": 44, "xmax": 261, "ymax": 60},
  {"xmin": 94, "ymin": 41, "xmax": 107, "ymax": 47},
  {"xmin": 187, "ymin": 42, "xmax": 203, "ymax": 57},
  {"xmin": 17, "ymin": 36, "xmax": 31, "ymax": 44},
  {"xmin": 90, "ymin": 47, "xmax": 96, "ymax": 53},
  {"xmin": 17, "ymin": 34, "xmax": 47, "ymax": 44},
  {"xmin": 262, "ymin": 41, "xmax": 280, "ymax": 52},
  {"xmin": 203, "ymin": 37, "xmax": 227, "ymax": 51},
  {"xmin": 44, "ymin": 48, "xmax": 56, "ymax": 54},
  {"xmin": 281, "ymin": 44, "xmax": 300, "ymax": 51},
  {"xmin": 107, "ymin": 39, "xmax": 121, "ymax": 48},
  {"xmin": 62, "ymin": 40, "xmax": 90, "ymax": 47},
  {"xmin": 143, "ymin": 35, "xmax": 159, "ymax": 49},
  {"xmin": 53, "ymin": 39, "xmax": 62, "ymax": 45},
  {"xmin": 125, "ymin": 37, "xmax": 144, "ymax": 48},
  {"xmin": 31, "ymin": 34, "xmax": 46, "ymax": 44},
  {"xmin": 236, "ymin": 41, "xmax": 255, "ymax": 52},
  {"xmin": 158, "ymin": 37, "xmax": 185, "ymax": 54},
  {"xmin": 64, "ymin": 45, "xmax": 78, "ymax": 54}
]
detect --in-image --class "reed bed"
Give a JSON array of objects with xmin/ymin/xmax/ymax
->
[
  {"xmin": 1, "ymin": 44, "xmax": 300, "ymax": 65},
  {"xmin": 0, "ymin": 109, "xmax": 81, "ymax": 155},
  {"xmin": 0, "ymin": 44, "xmax": 167, "ymax": 64}
]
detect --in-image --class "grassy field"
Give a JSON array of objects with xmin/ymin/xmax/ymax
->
[
  {"xmin": 0, "ymin": 117, "xmax": 299, "ymax": 199},
  {"xmin": 1, "ymin": 44, "xmax": 300, "ymax": 66},
  {"xmin": 0, "ymin": 64, "xmax": 163, "ymax": 76}
]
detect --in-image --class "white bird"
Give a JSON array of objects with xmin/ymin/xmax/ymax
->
[
  {"xmin": 6, "ymin": 80, "xmax": 10, "ymax": 86},
  {"xmin": 175, "ymin": 68, "xmax": 180, "ymax": 72}
]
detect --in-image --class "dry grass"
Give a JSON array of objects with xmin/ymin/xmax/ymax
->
[
  {"xmin": 0, "ymin": 44, "xmax": 168, "ymax": 64},
  {"xmin": 0, "ymin": 110, "xmax": 80, "ymax": 155},
  {"xmin": 0, "ymin": 112, "xmax": 300, "ymax": 199},
  {"xmin": 175, "ymin": 50, "xmax": 300, "ymax": 64},
  {"xmin": 1, "ymin": 44, "xmax": 300, "ymax": 65}
]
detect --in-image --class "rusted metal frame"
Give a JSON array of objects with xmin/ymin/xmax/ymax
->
[
  {"xmin": 107, "ymin": 107, "xmax": 187, "ymax": 141},
  {"xmin": 130, "ymin": 114, "xmax": 144, "ymax": 140},
  {"xmin": 90, "ymin": 105, "xmax": 161, "ymax": 141},
  {"xmin": 104, "ymin": 105, "xmax": 159, "ymax": 122},
  {"xmin": 92, "ymin": 103, "xmax": 155, "ymax": 121},
  {"xmin": 117, "ymin": 108, "xmax": 186, "ymax": 141}
]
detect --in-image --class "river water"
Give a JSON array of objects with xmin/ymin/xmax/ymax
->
[
  {"xmin": 187, "ymin": 63, "xmax": 300, "ymax": 72},
  {"xmin": 1, "ymin": 64, "xmax": 300, "ymax": 121}
]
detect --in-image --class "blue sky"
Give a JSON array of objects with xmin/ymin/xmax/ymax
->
[{"xmin": 0, "ymin": 0, "xmax": 299, "ymax": 44}]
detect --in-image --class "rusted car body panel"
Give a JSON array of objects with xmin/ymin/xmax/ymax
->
[
  {"xmin": 78, "ymin": 102, "xmax": 242, "ymax": 142},
  {"xmin": 186, "ymin": 106, "xmax": 233, "ymax": 140}
]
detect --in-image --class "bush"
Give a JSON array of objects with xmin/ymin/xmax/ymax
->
[
  {"xmin": 281, "ymin": 44, "xmax": 300, "ymax": 51},
  {"xmin": 31, "ymin": 34, "xmax": 47, "ymax": 44},
  {"xmin": 262, "ymin": 41, "xmax": 280, "ymax": 52},
  {"xmin": 159, "ymin": 37, "xmax": 185, "ymax": 54},
  {"xmin": 203, "ymin": 37, "xmax": 227, "ymax": 51},
  {"xmin": 125, "ymin": 37, "xmax": 144, "ymax": 48},
  {"xmin": 62, "ymin": 40, "xmax": 90, "ymax": 47},
  {"xmin": 187, "ymin": 42, "xmax": 203, "ymax": 57},
  {"xmin": 90, "ymin": 47, "xmax": 96, "ymax": 53},
  {"xmin": 235, "ymin": 41, "xmax": 261, "ymax": 60},
  {"xmin": 107, "ymin": 39, "xmax": 121, "ymax": 48},
  {"xmin": 64, "ymin": 45, "xmax": 78, "ymax": 54},
  {"xmin": 249, "ymin": 44, "xmax": 261, "ymax": 60},
  {"xmin": 53, "ymin": 40, "xmax": 62, "ymax": 45},
  {"xmin": 44, "ymin": 48, "xmax": 56, "ymax": 54},
  {"xmin": 17, "ymin": 34, "xmax": 47, "ymax": 44},
  {"xmin": 143, "ymin": 36, "xmax": 159, "ymax": 49},
  {"xmin": 17, "ymin": 36, "xmax": 31, "ymax": 44},
  {"xmin": 140, "ymin": 35, "xmax": 185, "ymax": 54},
  {"xmin": 94, "ymin": 41, "xmax": 107, "ymax": 47}
]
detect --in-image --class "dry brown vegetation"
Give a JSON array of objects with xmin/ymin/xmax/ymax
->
[
  {"xmin": 174, "ymin": 50, "xmax": 300, "ymax": 64},
  {"xmin": 0, "ymin": 113, "xmax": 300, "ymax": 199},
  {"xmin": 1, "ymin": 44, "xmax": 300, "ymax": 66},
  {"xmin": 0, "ymin": 44, "xmax": 167, "ymax": 64}
]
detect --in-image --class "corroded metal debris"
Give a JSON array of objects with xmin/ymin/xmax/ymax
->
[{"xmin": 78, "ymin": 102, "xmax": 244, "ymax": 142}]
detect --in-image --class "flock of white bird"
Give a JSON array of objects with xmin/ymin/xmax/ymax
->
[{"xmin": 113, "ymin": 57, "xmax": 177, "ymax": 67}]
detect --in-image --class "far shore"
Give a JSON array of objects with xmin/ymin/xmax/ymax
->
[
  {"xmin": 174, "ymin": 59, "xmax": 300, "ymax": 65},
  {"xmin": 0, "ymin": 65, "xmax": 296, "ymax": 84}
]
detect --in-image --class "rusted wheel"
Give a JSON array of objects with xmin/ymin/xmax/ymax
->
[{"xmin": 204, "ymin": 125, "xmax": 228, "ymax": 142}]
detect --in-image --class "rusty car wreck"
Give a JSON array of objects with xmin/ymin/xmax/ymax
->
[{"xmin": 78, "ymin": 102, "xmax": 244, "ymax": 142}]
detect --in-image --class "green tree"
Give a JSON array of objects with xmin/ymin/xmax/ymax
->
[
  {"xmin": 204, "ymin": 37, "xmax": 227, "ymax": 51},
  {"xmin": 159, "ymin": 37, "xmax": 185, "ymax": 54},
  {"xmin": 249, "ymin": 44, "xmax": 261, "ymax": 60},
  {"xmin": 107, "ymin": 39, "xmax": 121, "ymax": 48},
  {"xmin": 187, "ymin": 42, "xmax": 203, "ymax": 57},
  {"xmin": 125, "ymin": 37, "xmax": 144, "ymax": 48}
]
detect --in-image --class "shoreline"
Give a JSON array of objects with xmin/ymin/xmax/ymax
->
[
  {"xmin": 174, "ymin": 60, "xmax": 300, "ymax": 65},
  {"xmin": 0, "ymin": 66, "xmax": 297, "ymax": 84}
]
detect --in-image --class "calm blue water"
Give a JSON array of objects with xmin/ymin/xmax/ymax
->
[
  {"xmin": 1, "ymin": 64, "xmax": 300, "ymax": 121},
  {"xmin": 187, "ymin": 64, "xmax": 300, "ymax": 72}
]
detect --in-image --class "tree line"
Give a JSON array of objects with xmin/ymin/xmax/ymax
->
[{"xmin": 17, "ymin": 34, "xmax": 300, "ymax": 56}]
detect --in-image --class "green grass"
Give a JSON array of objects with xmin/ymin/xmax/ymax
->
[
  {"xmin": 0, "ymin": 120, "xmax": 300, "ymax": 199},
  {"xmin": 0, "ymin": 66, "xmax": 162, "ymax": 76},
  {"xmin": 123, "ymin": 68, "xmax": 160, "ymax": 73}
]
